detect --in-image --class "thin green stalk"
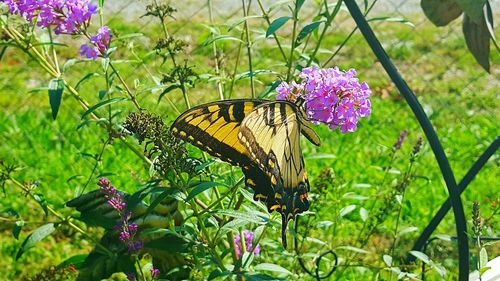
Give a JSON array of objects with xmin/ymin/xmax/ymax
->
[
  {"xmin": 47, "ymin": 27, "xmax": 61, "ymax": 76},
  {"xmin": 307, "ymin": 0, "xmax": 342, "ymax": 66},
  {"xmin": 256, "ymin": 0, "xmax": 288, "ymax": 62},
  {"xmin": 322, "ymin": 0, "xmax": 378, "ymax": 67},
  {"xmin": 208, "ymin": 0, "xmax": 225, "ymax": 101},
  {"xmin": 107, "ymin": 62, "xmax": 142, "ymax": 110},
  {"xmin": 286, "ymin": 5, "xmax": 299, "ymax": 82},
  {"xmin": 241, "ymin": 0, "xmax": 255, "ymax": 98}
]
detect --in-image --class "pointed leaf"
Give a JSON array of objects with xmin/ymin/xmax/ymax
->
[
  {"xmin": 339, "ymin": 204, "xmax": 356, "ymax": 217},
  {"xmin": 81, "ymin": 97, "xmax": 128, "ymax": 119},
  {"xmin": 409, "ymin": 250, "xmax": 430, "ymax": 264},
  {"xmin": 359, "ymin": 207, "xmax": 368, "ymax": 221},
  {"xmin": 383, "ymin": 254, "xmax": 393, "ymax": 267},
  {"xmin": 421, "ymin": 0, "xmax": 462, "ymax": 26},
  {"xmin": 16, "ymin": 223, "xmax": 56, "ymax": 260},
  {"xmin": 48, "ymin": 79, "xmax": 64, "ymax": 120},
  {"xmin": 254, "ymin": 263, "xmax": 292, "ymax": 275},
  {"xmin": 13, "ymin": 220, "xmax": 24, "ymax": 239},
  {"xmin": 295, "ymin": 21, "xmax": 324, "ymax": 46},
  {"xmin": 479, "ymin": 247, "xmax": 488, "ymax": 268},
  {"xmin": 463, "ymin": 14, "xmax": 490, "ymax": 72},
  {"xmin": 185, "ymin": 181, "xmax": 226, "ymax": 201},
  {"xmin": 266, "ymin": 16, "xmax": 292, "ymax": 37}
]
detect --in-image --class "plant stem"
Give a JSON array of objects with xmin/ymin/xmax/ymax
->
[
  {"xmin": 208, "ymin": 0, "xmax": 225, "ymax": 101},
  {"xmin": 241, "ymin": 0, "xmax": 255, "ymax": 98},
  {"xmin": 286, "ymin": 5, "xmax": 298, "ymax": 82},
  {"xmin": 256, "ymin": 0, "xmax": 288, "ymax": 62}
]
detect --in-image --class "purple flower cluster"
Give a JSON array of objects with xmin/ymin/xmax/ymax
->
[
  {"xmin": 276, "ymin": 66, "xmax": 372, "ymax": 133},
  {"xmin": 98, "ymin": 177, "xmax": 143, "ymax": 253},
  {"xmin": 79, "ymin": 26, "xmax": 112, "ymax": 60},
  {"xmin": 2, "ymin": 0, "xmax": 97, "ymax": 34},
  {"xmin": 150, "ymin": 268, "xmax": 160, "ymax": 279},
  {"xmin": 233, "ymin": 230, "xmax": 261, "ymax": 259}
]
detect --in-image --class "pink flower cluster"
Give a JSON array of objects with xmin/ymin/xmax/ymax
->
[
  {"xmin": 2, "ymin": 0, "xmax": 97, "ymax": 34},
  {"xmin": 277, "ymin": 66, "xmax": 372, "ymax": 133},
  {"xmin": 98, "ymin": 177, "xmax": 143, "ymax": 253},
  {"xmin": 233, "ymin": 230, "xmax": 261, "ymax": 259}
]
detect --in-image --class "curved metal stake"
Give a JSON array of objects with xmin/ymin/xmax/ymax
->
[{"xmin": 343, "ymin": 0, "xmax": 469, "ymax": 279}]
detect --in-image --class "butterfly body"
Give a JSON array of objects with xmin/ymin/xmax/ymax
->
[{"xmin": 171, "ymin": 99, "xmax": 320, "ymax": 247}]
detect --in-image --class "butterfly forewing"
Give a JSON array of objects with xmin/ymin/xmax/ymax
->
[{"xmin": 171, "ymin": 99, "xmax": 267, "ymax": 167}]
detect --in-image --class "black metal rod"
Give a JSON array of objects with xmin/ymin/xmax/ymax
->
[
  {"xmin": 343, "ymin": 0, "xmax": 469, "ymax": 279},
  {"xmin": 409, "ymin": 137, "xmax": 500, "ymax": 262}
]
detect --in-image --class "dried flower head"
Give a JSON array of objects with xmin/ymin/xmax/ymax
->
[
  {"xmin": 472, "ymin": 201, "xmax": 482, "ymax": 237},
  {"xmin": 123, "ymin": 111, "xmax": 200, "ymax": 178},
  {"xmin": 410, "ymin": 137, "xmax": 424, "ymax": 162},
  {"xmin": 277, "ymin": 66, "xmax": 371, "ymax": 133},
  {"xmin": 393, "ymin": 130, "xmax": 408, "ymax": 151}
]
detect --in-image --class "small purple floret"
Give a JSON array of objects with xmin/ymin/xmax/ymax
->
[{"xmin": 233, "ymin": 230, "xmax": 261, "ymax": 259}]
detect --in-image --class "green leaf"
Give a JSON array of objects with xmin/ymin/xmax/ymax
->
[
  {"xmin": 398, "ymin": 226, "xmax": 418, "ymax": 236},
  {"xmin": 339, "ymin": 204, "xmax": 356, "ymax": 217},
  {"xmin": 359, "ymin": 207, "xmax": 368, "ymax": 221},
  {"xmin": 295, "ymin": 0, "xmax": 305, "ymax": 13},
  {"xmin": 463, "ymin": 13, "xmax": 490, "ymax": 72},
  {"xmin": 185, "ymin": 181, "xmax": 226, "ymax": 201},
  {"xmin": 266, "ymin": 16, "xmax": 292, "ymax": 37},
  {"xmin": 81, "ymin": 97, "xmax": 128, "ymax": 119},
  {"xmin": 456, "ymin": 0, "xmax": 487, "ymax": 24},
  {"xmin": 59, "ymin": 254, "xmax": 88, "ymax": 269},
  {"xmin": 116, "ymin": 33, "xmax": 144, "ymax": 40},
  {"xmin": 479, "ymin": 266, "xmax": 491, "ymax": 276},
  {"xmin": 367, "ymin": 17, "xmax": 415, "ymax": 28},
  {"xmin": 0, "ymin": 46, "xmax": 8, "ymax": 61},
  {"xmin": 48, "ymin": 79, "xmax": 64, "ymax": 120},
  {"xmin": 254, "ymin": 263, "xmax": 292, "ymax": 276},
  {"xmin": 243, "ymin": 273, "xmax": 284, "ymax": 281},
  {"xmin": 32, "ymin": 193, "xmax": 48, "ymax": 216},
  {"xmin": 236, "ymin": 70, "xmax": 275, "ymax": 80},
  {"xmin": 158, "ymin": 84, "xmax": 181, "ymax": 102},
  {"xmin": 217, "ymin": 210, "xmax": 268, "ymax": 224},
  {"xmin": 421, "ymin": 0, "xmax": 462, "ymax": 26},
  {"xmin": 479, "ymin": 247, "xmax": 488, "ymax": 268},
  {"xmin": 337, "ymin": 245, "xmax": 370, "ymax": 254},
  {"xmin": 229, "ymin": 15, "xmax": 263, "ymax": 31},
  {"xmin": 202, "ymin": 35, "xmax": 244, "ymax": 47},
  {"xmin": 75, "ymin": 73, "xmax": 99, "ymax": 91},
  {"xmin": 383, "ymin": 254, "xmax": 393, "ymax": 267},
  {"xmin": 409, "ymin": 250, "xmax": 430, "ymax": 264},
  {"xmin": 295, "ymin": 21, "xmax": 324, "ymax": 47},
  {"xmin": 98, "ymin": 90, "xmax": 107, "ymax": 100},
  {"xmin": 13, "ymin": 220, "xmax": 24, "ymax": 239},
  {"xmin": 16, "ymin": 223, "xmax": 56, "ymax": 260}
]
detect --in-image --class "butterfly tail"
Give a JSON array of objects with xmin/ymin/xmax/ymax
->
[{"xmin": 281, "ymin": 213, "xmax": 288, "ymax": 249}]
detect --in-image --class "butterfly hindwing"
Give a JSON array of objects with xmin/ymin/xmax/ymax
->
[{"xmin": 238, "ymin": 101, "xmax": 319, "ymax": 247}]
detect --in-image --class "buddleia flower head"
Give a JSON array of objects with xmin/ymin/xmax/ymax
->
[{"xmin": 277, "ymin": 66, "xmax": 372, "ymax": 133}]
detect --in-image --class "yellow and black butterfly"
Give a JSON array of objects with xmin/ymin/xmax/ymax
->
[{"xmin": 170, "ymin": 99, "xmax": 320, "ymax": 248}]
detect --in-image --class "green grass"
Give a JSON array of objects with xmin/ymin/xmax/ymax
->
[{"xmin": 0, "ymin": 8, "xmax": 499, "ymax": 281}]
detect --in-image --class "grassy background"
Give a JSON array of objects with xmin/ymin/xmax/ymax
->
[{"xmin": 0, "ymin": 1, "xmax": 499, "ymax": 280}]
